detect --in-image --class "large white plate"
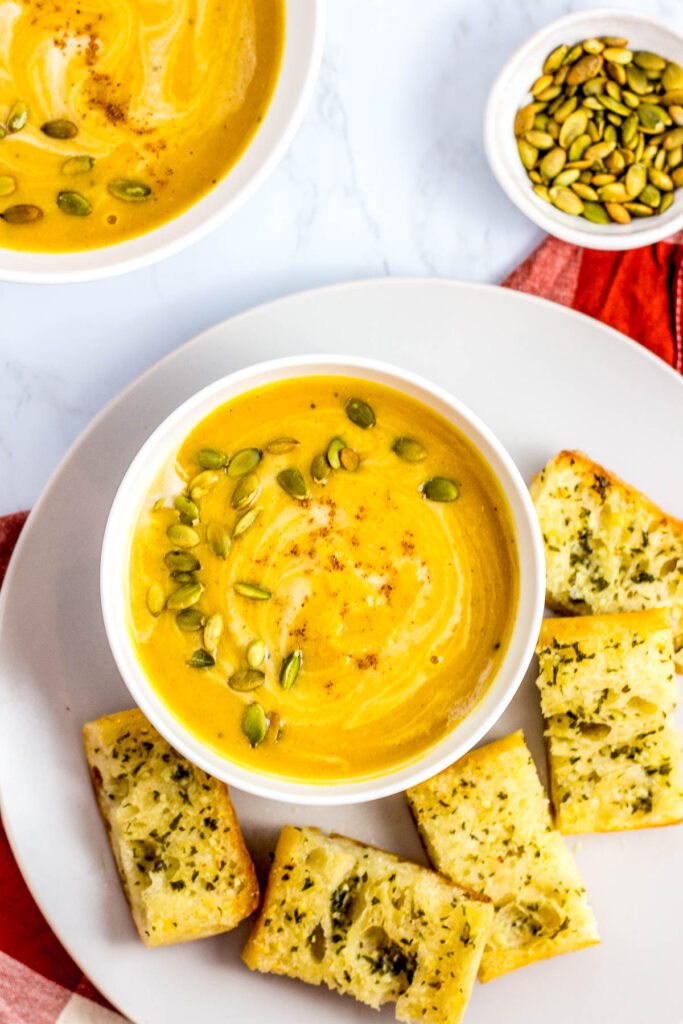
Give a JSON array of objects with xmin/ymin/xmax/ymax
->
[{"xmin": 1, "ymin": 279, "xmax": 681, "ymax": 1024}]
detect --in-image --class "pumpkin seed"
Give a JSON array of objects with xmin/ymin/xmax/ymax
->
[
  {"xmin": 649, "ymin": 166, "xmax": 674, "ymax": 190},
  {"xmin": 232, "ymin": 472, "xmax": 260, "ymax": 510},
  {"xmin": 265, "ymin": 437, "xmax": 299, "ymax": 455},
  {"xmin": 670, "ymin": 105, "xmax": 683, "ymax": 126},
  {"xmin": 672, "ymin": 167, "xmax": 683, "ymax": 187},
  {"xmin": 567, "ymin": 54, "xmax": 603, "ymax": 86},
  {"xmin": 603, "ymin": 47, "xmax": 632, "ymax": 65},
  {"xmin": 167, "ymin": 523, "xmax": 199, "ymax": 547},
  {"xmin": 518, "ymin": 139, "xmax": 538, "ymax": 170},
  {"xmin": 340, "ymin": 448, "xmax": 360, "ymax": 471},
  {"xmin": 584, "ymin": 140, "xmax": 616, "ymax": 162},
  {"xmin": 234, "ymin": 581, "xmax": 271, "ymax": 600},
  {"xmin": 7, "ymin": 101, "xmax": 28, "ymax": 132},
  {"xmin": 662, "ymin": 61, "xmax": 683, "ymax": 92},
  {"xmin": 230, "ymin": 668, "xmax": 265, "ymax": 692},
  {"xmin": 582, "ymin": 201, "xmax": 611, "ymax": 224},
  {"xmin": 543, "ymin": 44, "xmax": 569, "ymax": 75},
  {"xmin": 280, "ymin": 649, "xmax": 302, "ymax": 691},
  {"xmin": 41, "ymin": 119, "xmax": 77, "ymax": 139},
  {"xmin": 227, "ymin": 448, "xmax": 261, "ymax": 477},
  {"xmin": 571, "ymin": 182, "xmax": 599, "ymax": 201},
  {"xmin": 197, "ymin": 448, "xmax": 228, "ymax": 470},
  {"xmin": 146, "ymin": 584, "xmax": 166, "ymax": 616},
  {"xmin": 107, "ymin": 178, "xmax": 151, "ymax": 202},
  {"xmin": 553, "ymin": 168, "xmax": 580, "ymax": 187},
  {"xmin": 605, "ymin": 202, "xmax": 630, "ymax": 224},
  {"xmin": 634, "ymin": 51, "xmax": 666, "ymax": 72},
  {"xmin": 206, "ymin": 522, "xmax": 230, "ymax": 558},
  {"xmin": 392, "ymin": 436, "xmax": 427, "ymax": 462},
  {"xmin": 345, "ymin": 397, "xmax": 375, "ymax": 429},
  {"xmin": 626, "ymin": 65, "xmax": 649, "ymax": 94},
  {"xmin": 170, "ymin": 570, "xmax": 197, "ymax": 583},
  {"xmin": 552, "ymin": 95, "xmax": 578, "ymax": 124},
  {"xmin": 164, "ymin": 550, "xmax": 200, "ymax": 572},
  {"xmin": 203, "ymin": 613, "xmax": 223, "ymax": 651},
  {"xmin": 638, "ymin": 104, "xmax": 666, "ymax": 131},
  {"xmin": 559, "ymin": 109, "xmax": 588, "ymax": 148},
  {"xmin": 533, "ymin": 184, "xmax": 551, "ymax": 203},
  {"xmin": 246, "ymin": 639, "xmax": 266, "ymax": 668},
  {"xmin": 242, "ymin": 703, "xmax": 268, "ymax": 746},
  {"xmin": 1, "ymin": 204, "xmax": 42, "ymax": 224},
  {"xmin": 660, "ymin": 190, "xmax": 675, "ymax": 213},
  {"xmin": 327, "ymin": 437, "xmax": 346, "ymax": 469},
  {"xmin": 640, "ymin": 183, "xmax": 661, "ymax": 207},
  {"xmin": 311, "ymin": 453, "xmax": 329, "ymax": 484},
  {"xmin": 540, "ymin": 147, "xmax": 566, "ymax": 179},
  {"xmin": 174, "ymin": 494, "xmax": 199, "ymax": 522},
  {"xmin": 532, "ymin": 74, "xmax": 554, "ymax": 98},
  {"xmin": 233, "ymin": 506, "xmax": 262, "ymax": 537},
  {"xmin": 61, "ymin": 155, "xmax": 93, "ymax": 176},
  {"xmin": 525, "ymin": 130, "xmax": 555, "ymax": 149},
  {"xmin": 176, "ymin": 608, "xmax": 205, "ymax": 631},
  {"xmin": 583, "ymin": 39, "xmax": 605, "ymax": 55},
  {"xmin": 625, "ymin": 163, "xmax": 647, "ymax": 197},
  {"xmin": 189, "ymin": 470, "xmax": 220, "ymax": 500},
  {"xmin": 568, "ymin": 133, "xmax": 591, "ymax": 161},
  {"xmin": 277, "ymin": 468, "xmax": 308, "ymax": 500},
  {"xmin": 598, "ymin": 182, "xmax": 630, "ymax": 203},
  {"xmin": 422, "ymin": 477, "xmax": 459, "ymax": 502},
  {"xmin": 0, "ymin": 176, "xmax": 16, "ymax": 197},
  {"xmin": 563, "ymin": 44, "xmax": 584, "ymax": 66},
  {"xmin": 623, "ymin": 201, "xmax": 654, "ymax": 216},
  {"xmin": 187, "ymin": 649, "xmax": 214, "ymax": 669},
  {"xmin": 549, "ymin": 185, "xmax": 584, "ymax": 215},
  {"xmin": 166, "ymin": 582, "xmax": 203, "ymax": 610},
  {"xmin": 663, "ymin": 127, "xmax": 683, "ymax": 150},
  {"xmin": 599, "ymin": 94, "xmax": 630, "ymax": 117},
  {"xmin": 514, "ymin": 105, "xmax": 536, "ymax": 136}
]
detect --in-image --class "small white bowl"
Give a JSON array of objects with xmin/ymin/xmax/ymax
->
[
  {"xmin": 101, "ymin": 355, "xmax": 545, "ymax": 805},
  {"xmin": 485, "ymin": 8, "xmax": 683, "ymax": 249},
  {"xmin": 0, "ymin": 1, "xmax": 325, "ymax": 285}
]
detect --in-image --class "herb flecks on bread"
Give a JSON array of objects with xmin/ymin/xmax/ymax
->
[
  {"xmin": 536, "ymin": 608, "xmax": 683, "ymax": 834},
  {"xmin": 406, "ymin": 731, "xmax": 598, "ymax": 983},
  {"xmin": 530, "ymin": 450, "xmax": 683, "ymax": 661},
  {"xmin": 83, "ymin": 708, "xmax": 258, "ymax": 946},
  {"xmin": 242, "ymin": 825, "xmax": 493, "ymax": 1024}
]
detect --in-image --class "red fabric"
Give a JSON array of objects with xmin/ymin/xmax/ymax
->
[{"xmin": 1, "ymin": 237, "xmax": 682, "ymax": 1018}]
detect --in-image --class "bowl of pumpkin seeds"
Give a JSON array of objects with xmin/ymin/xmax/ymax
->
[{"xmin": 485, "ymin": 9, "xmax": 683, "ymax": 248}]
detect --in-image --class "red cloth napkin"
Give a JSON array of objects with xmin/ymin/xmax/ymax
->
[{"xmin": 2, "ymin": 237, "xmax": 683, "ymax": 1022}]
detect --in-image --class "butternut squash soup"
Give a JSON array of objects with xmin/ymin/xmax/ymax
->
[
  {"xmin": 0, "ymin": 0, "xmax": 284, "ymax": 252},
  {"xmin": 127, "ymin": 378, "xmax": 520, "ymax": 782}
]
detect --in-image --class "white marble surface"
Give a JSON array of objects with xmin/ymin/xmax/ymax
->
[{"xmin": 1, "ymin": 0, "xmax": 681, "ymax": 515}]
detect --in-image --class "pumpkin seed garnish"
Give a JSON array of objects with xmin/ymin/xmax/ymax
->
[
  {"xmin": 189, "ymin": 470, "xmax": 220, "ymax": 500},
  {"xmin": 61, "ymin": 155, "xmax": 93, "ymax": 176},
  {"xmin": 242, "ymin": 702, "xmax": 268, "ymax": 746},
  {"xmin": 228, "ymin": 448, "xmax": 261, "ymax": 477},
  {"xmin": 422, "ymin": 477, "xmax": 460, "ymax": 502},
  {"xmin": 280, "ymin": 649, "xmax": 302, "ymax": 691},
  {"xmin": 57, "ymin": 189, "xmax": 91, "ymax": 216},
  {"xmin": 327, "ymin": 437, "xmax": 346, "ymax": 469},
  {"xmin": 233, "ymin": 506, "xmax": 262, "ymax": 538},
  {"xmin": 164, "ymin": 550, "xmax": 200, "ymax": 572},
  {"xmin": 174, "ymin": 494, "xmax": 199, "ymax": 523},
  {"xmin": 232, "ymin": 472, "xmax": 260, "ymax": 510},
  {"xmin": 167, "ymin": 523, "xmax": 199, "ymax": 547},
  {"xmin": 265, "ymin": 437, "xmax": 299, "ymax": 454},
  {"xmin": 186, "ymin": 649, "xmax": 214, "ymax": 669},
  {"xmin": 41, "ymin": 119, "xmax": 78, "ymax": 139},
  {"xmin": 233, "ymin": 581, "xmax": 271, "ymax": 600},
  {"xmin": 229, "ymin": 668, "xmax": 265, "ymax": 692},
  {"xmin": 311, "ymin": 453, "xmax": 329, "ymax": 484},
  {"xmin": 107, "ymin": 178, "xmax": 152, "ymax": 202},
  {"xmin": 7, "ymin": 101, "xmax": 28, "ymax": 133},
  {"xmin": 246, "ymin": 639, "xmax": 266, "ymax": 668},
  {"xmin": 392, "ymin": 437, "xmax": 427, "ymax": 462},
  {"xmin": 170, "ymin": 570, "xmax": 197, "ymax": 583},
  {"xmin": 206, "ymin": 522, "xmax": 231, "ymax": 559},
  {"xmin": 1, "ymin": 204, "xmax": 42, "ymax": 224},
  {"xmin": 146, "ymin": 584, "xmax": 166, "ymax": 616},
  {"xmin": 176, "ymin": 608, "xmax": 205, "ymax": 631},
  {"xmin": 0, "ymin": 176, "xmax": 16, "ymax": 197},
  {"xmin": 166, "ymin": 581, "xmax": 203, "ymax": 610},
  {"xmin": 277, "ymin": 468, "xmax": 308, "ymax": 500},
  {"xmin": 345, "ymin": 397, "xmax": 375, "ymax": 429},
  {"xmin": 196, "ymin": 448, "xmax": 228, "ymax": 470},
  {"xmin": 152, "ymin": 497, "xmax": 165, "ymax": 511},
  {"xmin": 203, "ymin": 613, "xmax": 223, "ymax": 651},
  {"xmin": 340, "ymin": 448, "xmax": 360, "ymax": 471}
]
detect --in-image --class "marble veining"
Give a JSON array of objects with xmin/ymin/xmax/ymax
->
[{"xmin": 1, "ymin": 0, "xmax": 681, "ymax": 514}]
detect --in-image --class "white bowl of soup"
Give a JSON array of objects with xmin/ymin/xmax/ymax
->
[
  {"xmin": 0, "ymin": 0, "xmax": 324, "ymax": 283},
  {"xmin": 101, "ymin": 355, "xmax": 545, "ymax": 804}
]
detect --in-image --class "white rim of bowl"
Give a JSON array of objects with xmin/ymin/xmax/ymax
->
[
  {"xmin": 0, "ymin": 0, "xmax": 326, "ymax": 285},
  {"xmin": 100, "ymin": 353, "xmax": 545, "ymax": 805},
  {"xmin": 485, "ymin": 7, "xmax": 683, "ymax": 250}
]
